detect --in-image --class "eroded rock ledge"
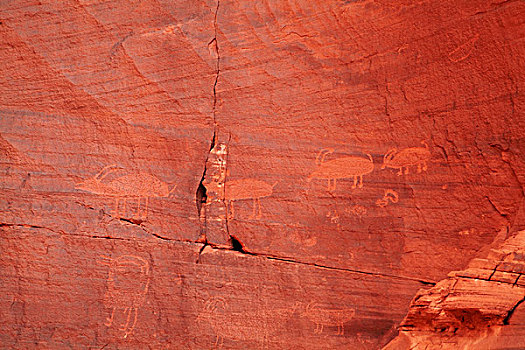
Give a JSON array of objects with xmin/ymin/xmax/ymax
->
[{"xmin": 385, "ymin": 228, "xmax": 525, "ymax": 349}]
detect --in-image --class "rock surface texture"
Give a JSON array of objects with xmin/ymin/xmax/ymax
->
[{"xmin": 0, "ymin": 0, "xmax": 524, "ymax": 349}]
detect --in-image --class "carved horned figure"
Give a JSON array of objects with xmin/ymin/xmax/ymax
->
[
  {"xmin": 205, "ymin": 178, "xmax": 277, "ymax": 220},
  {"xmin": 308, "ymin": 149, "xmax": 374, "ymax": 191},
  {"xmin": 301, "ymin": 302, "xmax": 355, "ymax": 336},
  {"xmin": 197, "ymin": 297, "xmax": 266, "ymax": 348},
  {"xmin": 381, "ymin": 141, "xmax": 431, "ymax": 175},
  {"xmin": 98, "ymin": 255, "xmax": 150, "ymax": 338},
  {"xmin": 76, "ymin": 164, "xmax": 176, "ymax": 219}
]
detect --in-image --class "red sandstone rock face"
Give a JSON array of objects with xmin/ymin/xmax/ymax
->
[{"xmin": 0, "ymin": 0, "xmax": 524, "ymax": 348}]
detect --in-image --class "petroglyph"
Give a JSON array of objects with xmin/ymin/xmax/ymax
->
[
  {"xmin": 326, "ymin": 210, "xmax": 340, "ymax": 224},
  {"xmin": 308, "ymin": 149, "xmax": 374, "ymax": 191},
  {"xmin": 346, "ymin": 204, "xmax": 368, "ymax": 218},
  {"xmin": 376, "ymin": 189, "xmax": 399, "ymax": 207},
  {"xmin": 448, "ymin": 34, "xmax": 479, "ymax": 63},
  {"xmin": 205, "ymin": 178, "xmax": 277, "ymax": 220},
  {"xmin": 382, "ymin": 141, "xmax": 431, "ymax": 175},
  {"xmin": 76, "ymin": 165, "xmax": 176, "ymax": 220},
  {"xmin": 196, "ymin": 297, "xmax": 292, "ymax": 348},
  {"xmin": 300, "ymin": 302, "xmax": 355, "ymax": 335},
  {"xmin": 98, "ymin": 255, "xmax": 150, "ymax": 338}
]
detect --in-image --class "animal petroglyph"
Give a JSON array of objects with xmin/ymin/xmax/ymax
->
[
  {"xmin": 98, "ymin": 255, "xmax": 150, "ymax": 338},
  {"xmin": 448, "ymin": 34, "xmax": 479, "ymax": 63},
  {"xmin": 308, "ymin": 149, "xmax": 374, "ymax": 191},
  {"xmin": 346, "ymin": 204, "xmax": 368, "ymax": 218},
  {"xmin": 205, "ymin": 179, "xmax": 277, "ymax": 220},
  {"xmin": 76, "ymin": 165, "xmax": 176, "ymax": 219},
  {"xmin": 382, "ymin": 141, "xmax": 431, "ymax": 175},
  {"xmin": 301, "ymin": 302, "xmax": 355, "ymax": 335},
  {"xmin": 326, "ymin": 210, "xmax": 340, "ymax": 224},
  {"xmin": 376, "ymin": 189, "xmax": 399, "ymax": 207},
  {"xmin": 197, "ymin": 297, "xmax": 283, "ymax": 348}
]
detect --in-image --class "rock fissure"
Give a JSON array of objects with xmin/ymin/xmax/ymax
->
[
  {"xmin": 210, "ymin": 0, "xmax": 220, "ymax": 128},
  {"xmin": 503, "ymin": 296, "xmax": 525, "ymax": 325},
  {"xmin": 195, "ymin": 129, "xmax": 215, "ymax": 241}
]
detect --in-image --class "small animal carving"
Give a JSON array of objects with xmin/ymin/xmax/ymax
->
[
  {"xmin": 76, "ymin": 165, "xmax": 176, "ymax": 219},
  {"xmin": 301, "ymin": 302, "xmax": 355, "ymax": 336},
  {"xmin": 347, "ymin": 204, "xmax": 367, "ymax": 218},
  {"xmin": 308, "ymin": 149, "xmax": 374, "ymax": 191},
  {"xmin": 381, "ymin": 141, "xmax": 431, "ymax": 175},
  {"xmin": 196, "ymin": 297, "xmax": 270, "ymax": 348},
  {"xmin": 448, "ymin": 34, "xmax": 479, "ymax": 63},
  {"xmin": 205, "ymin": 179, "xmax": 277, "ymax": 220},
  {"xmin": 375, "ymin": 189, "xmax": 399, "ymax": 207},
  {"xmin": 98, "ymin": 255, "xmax": 150, "ymax": 338}
]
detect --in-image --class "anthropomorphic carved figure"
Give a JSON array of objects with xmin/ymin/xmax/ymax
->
[
  {"xmin": 308, "ymin": 149, "xmax": 374, "ymax": 191},
  {"xmin": 98, "ymin": 255, "xmax": 150, "ymax": 338}
]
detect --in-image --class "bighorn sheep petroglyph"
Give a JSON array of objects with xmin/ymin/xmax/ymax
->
[
  {"xmin": 382, "ymin": 141, "xmax": 431, "ymax": 175},
  {"xmin": 76, "ymin": 164, "xmax": 176, "ymax": 219},
  {"xmin": 308, "ymin": 149, "xmax": 374, "ymax": 191},
  {"xmin": 301, "ymin": 302, "xmax": 355, "ymax": 336},
  {"xmin": 205, "ymin": 178, "xmax": 277, "ymax": 220}
]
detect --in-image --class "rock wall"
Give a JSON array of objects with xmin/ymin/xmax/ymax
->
[{"xmin": 0, "ymin": 0, "xmax": 524, "ymax": 348}]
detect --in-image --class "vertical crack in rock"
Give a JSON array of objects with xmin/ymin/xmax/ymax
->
[
  {"xmin": 210, "ymin": 0, "xmax": 220, "ymax": 128},
  {"xmin": 503, "ymin": 296, "xmax": 525, "ymax": 325},
  {"xmin": 196, "ymin": 131, "xmax": 215, "ymax": 244},
  {"xmin": 223, "ymin": 134, "xmax": 233, "ymax": 246},
  {"xmin": 196, "ymin": 0, "xmax": 222, "ymax": 248}
]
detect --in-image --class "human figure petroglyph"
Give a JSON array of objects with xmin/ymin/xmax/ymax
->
[
  {"xmin": 76, "ymin": 165, "xmax": 176, "ymax": 219},
  {"xmin": 308, "ymin": 149, "xmax": 374, "ymax": 191},
  {"xmin": 375, "ymin": 189, "xmax": 399, "ymax": 207},
  {"xmin": 98, "ymin": 255, "xmax": 150, "ymax": 338},
  {"xmin": 300, "ymin": 302, "xmax": 355, "ymax": 336},
  {"xmin": 205, "ymin": 178, "xmax": 277, "ymax": 220},
  {"xmin": 381, "ymin": 141, "xmax": 431, "ymax": 175}
]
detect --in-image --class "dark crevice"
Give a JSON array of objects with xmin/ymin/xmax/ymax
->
[
  {"xmin": 196, "ymin": 241, "xmax": 209, "ymax": 264},
  {"xmin": 151, "ymin": 232, "xmax": 172, "ymax": 241},
  {"xmin": 264, "ymin": 254, "xmax": 436, "ymax": 285},
  {"xmin": 503, "ymin": 296, "xmax": 525, "ymax": 325},
  {"xmin": 211, "ymin": 0, "xmax": 220, "ymax": 120},
  {"xmin": 195, "ymin": 181, "xmax": 208, "ymax": 216},
  {"xmin": 118, "ymin": 217, "xmax": 145, "ymax": 225},
  {"xmin": 196, "ymin": 129, "xmax": 216, "ymax": 243},
  {"xmin": 196, "ymin": 130, "xmax": 216, "ymax": 215},
  {"xmin": 196, "ymin": 0, "xmax": 220, "ymax": 243},
  {"xmin": 512, "ymin": 274, "xmax": 521, "ymax": 287},
  {"xmin": 4, "ymin": 223, "xmax": 436, "ymax": 284},
  {"xmin": 229, "ymin": 235, "xmax": 253, "ymax": 255},
  {"xmin": 195, "ymin": 239, "xmax": 436, "ymax": 285},
  {"xmin": 88, "ymin": 235, "xmax": 131, "ymax": 241}
]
